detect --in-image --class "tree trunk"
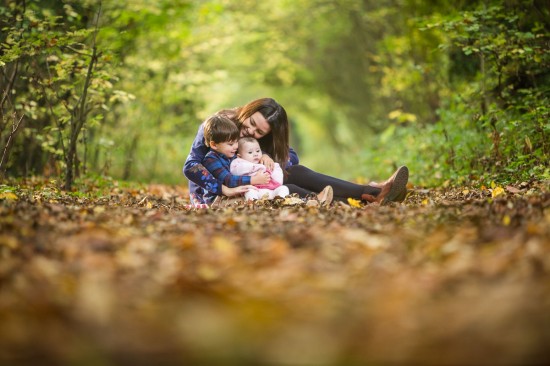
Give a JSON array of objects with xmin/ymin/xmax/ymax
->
[
  {"xmin": 63, "ymin": 4, "xmax": 101, "ymax": 190},
  {"xmin": 123, "ymin": 133, "xmax": 139, "ymax": 181},
  {"xmin": 0, "ymin": 114, "xmax": 25, "ymax": 178}
]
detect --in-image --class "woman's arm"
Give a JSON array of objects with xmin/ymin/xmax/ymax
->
[
  {"xmin": 260, "ymin": 147, "xmax": 300, "ymax": 170},
  {"xmin": 288, "ymin": 147, "xmax": 299, "ymax": 166}
]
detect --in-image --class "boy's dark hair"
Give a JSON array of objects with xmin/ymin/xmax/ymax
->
[{"xmin": 203, "ymin": 114, "xmax": 240, "ymax": 146}]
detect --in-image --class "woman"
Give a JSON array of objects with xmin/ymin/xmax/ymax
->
[{"xmin": 183, "ymin": 97, "xmax": 408, "ymax": 206}]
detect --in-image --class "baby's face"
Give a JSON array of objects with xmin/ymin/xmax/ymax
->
[{"xmin": 238, "ymin": 141, "xmax": 262, "ymax": 164}]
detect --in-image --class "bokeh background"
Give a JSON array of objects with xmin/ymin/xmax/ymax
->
[{"xmin": 1, "ymin": 0, "xmax": 548, "ymax": 187}]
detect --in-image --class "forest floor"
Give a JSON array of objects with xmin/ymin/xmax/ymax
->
[{"xmin": 1, "ymin": 178, "xmax": 549, "ymax": 365}]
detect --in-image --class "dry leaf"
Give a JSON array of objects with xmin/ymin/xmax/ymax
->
[
  {"xmin": 491, "ymin": 186, "xmax": 505, "ymax": 198},
  {"xmin": 347, "ymin": 198, "xmax": 362, "ymax": 208}
]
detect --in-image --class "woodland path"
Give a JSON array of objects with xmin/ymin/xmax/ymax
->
[{"xmin": 1, "ymin": 180, "xmax": 549, "ymax": 365}]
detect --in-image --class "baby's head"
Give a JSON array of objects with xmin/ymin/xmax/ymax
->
[{"xmin": 237, "ymin": 137, "xmax": 262, "ymax": 164}]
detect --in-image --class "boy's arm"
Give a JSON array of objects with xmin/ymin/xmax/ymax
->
[
  {"xmin": 203, "ymin": 155, "xmax": 251, "ymax": 188},
  {"xmin": 183, "ymin": 123, "xmax": 223, "ymax": 194}
]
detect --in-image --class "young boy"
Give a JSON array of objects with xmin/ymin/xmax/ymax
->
[
  {"xmin": 201, "ymin": 114, "xmax": 270, "ymax": 204},
  {"xmin": 230, "ymin": 137, "xmax": 290, "ymax": 200}
]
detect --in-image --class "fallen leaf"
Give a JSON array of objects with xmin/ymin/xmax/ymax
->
[
  {"xmin": 282, "ymin": 196, "xmax": 303, "ymax": 206},
  {"xmin": 347, "ymin": 198, "xmax": 362, "ymax": 208},
  {"xmin": 505, "ymin": 185, "xmax": 521, "ymax": 194},
  {"xmin": 491, "ymin": 186, "xmax": 505, "ymax": 198}
]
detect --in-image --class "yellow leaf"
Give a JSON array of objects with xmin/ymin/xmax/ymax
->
[
  {"xmin": 462, "ymin": 189, "xmax": 470, "ymax": 195},
  {"xmin": 0, "ymin": 192, "xmax": 18, "ymax": 200},
  {"xmin": 406, "ymin": 113, "xmax": 417, "ymax": 122},
  {"xmin": 490, "ymin": 181, "xmax": 496, "ymax": 189},
  {"xmin": 502, "ymin": 215, "xmax": 511, "ymax": 226},
  {"xmin": 492, "ymin": 186, "xmax": 505, "ymax": 198},
  {"xmin": 388, "ymin": 110, "xmax": 402, "ymax": 120},
  {"xmin": 146, "ymin": 201, "xmax": 153, "ymax": 209},
  {"xmin": 347, "ymin": 198, "xmax": 362, "ymax": 208},
  {"xmin": 422, "ymin": 198, "xmax": 429, "ymax": 205}
]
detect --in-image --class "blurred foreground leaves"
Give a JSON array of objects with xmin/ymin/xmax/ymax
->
[{"xmin": 0, "ymin": 180, "xmax": 549, "ymax": 365}]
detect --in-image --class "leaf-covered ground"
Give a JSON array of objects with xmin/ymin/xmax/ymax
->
[{"xmin": 1, "ymin": 179, "xmax": 549, "ymax": 365}]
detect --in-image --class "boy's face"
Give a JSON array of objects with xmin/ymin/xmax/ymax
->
[
  {"xmin": 238, "ymin": 140, "xmax": 262, "ymax": 164},
  {"xmin": 210, "ymin": 140, "xmax": 238, "ymax": 159}
]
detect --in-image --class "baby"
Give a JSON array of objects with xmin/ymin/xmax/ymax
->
[{"xmin": 230, "ymin": 137, "xmax": 290, "ymax": 200}]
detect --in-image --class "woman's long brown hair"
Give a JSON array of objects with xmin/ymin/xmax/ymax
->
[{"xmin": 219, "ymin": 98, "xmax": 290, "ymax": 170}]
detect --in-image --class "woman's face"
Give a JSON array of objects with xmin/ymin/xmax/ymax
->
[{"xmin": 240, "ymin": 112, "xmax": 271, "ymax": 139}]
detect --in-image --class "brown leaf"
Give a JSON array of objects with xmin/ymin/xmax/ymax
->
[{"xmin": 505, "ymin": 185, "xmax": 522, "ymax": 194}]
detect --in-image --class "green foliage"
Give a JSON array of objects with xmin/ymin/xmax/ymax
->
[
  {"xmin": 414, "ymin": 0, "xmax": 550, "ymax": 184},
  {"xmin": 1, "ymin": 0, "xmax": 548, "ymax": 187},
  {"xmin": 1, "ymin": 0, "xmax": 115, "ymax": 186}
]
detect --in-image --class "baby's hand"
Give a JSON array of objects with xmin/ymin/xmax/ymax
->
[{"xmin": 251, "ymin": 171, "xmax": 270, "ymax": 185}]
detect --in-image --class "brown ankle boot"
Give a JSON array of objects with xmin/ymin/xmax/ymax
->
[
  {"xmin": 361, "ymin": 193, "xmax": 377, "ymax": 203},
  {"xmin": 375, "ymin": 166, "xmax": 409, "ymax": 205}
]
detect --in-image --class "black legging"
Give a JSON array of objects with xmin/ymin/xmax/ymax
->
[{"xmin": 284, "ymin": 165, "xmax": 381, "ymax": 202}]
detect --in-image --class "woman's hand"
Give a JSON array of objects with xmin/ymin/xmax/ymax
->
[
  {"xmin": 251, "ymin": 172, "xmax": 271, "ymax": 185},
  {"xmin": 222, "ymin": 185, "xmax": 255, "ymax": 197},
  {"xmin": 260, "ymin": 154, "xmax": 274, "ymax": 171}
]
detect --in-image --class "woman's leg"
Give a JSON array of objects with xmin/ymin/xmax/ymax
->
[
  {"xmin": 285, "ymin": 183, "xmax": 315, "ymax": 198},
  {"xmin": 285, "ymin": 165, "xmax": 381, "ymax": 201}
]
